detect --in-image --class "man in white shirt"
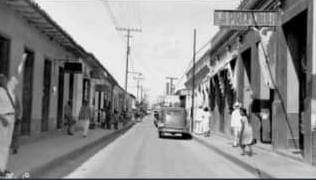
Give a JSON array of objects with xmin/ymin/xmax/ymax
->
[
  {"xmin": 231, "ymin": 102, "xmax": 242, "ymax": 147},
  {"xmin": 0, "ymin": 54, "xmax": 25, "ymax": 177},
  {"xmin": 0, "ymin": 74, "xmax": 17, "ymax": 177}
]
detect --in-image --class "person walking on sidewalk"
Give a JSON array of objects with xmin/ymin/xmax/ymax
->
[
  {"xmin": 202, "ymin": 107, "xmax": 211, "ymax": 137},
  {"xmin": 231, "ymin": 102, "xmax": 242, "ymax": 147},
  {"xmin": 64, "ymin": 100, "xmax": 75, "ymax": 135},
  {"xmin": 79, "ymin": 100, "xmax": 92, "ymax": 137},
  {"xmin": 239, "ymin": 108, "xmax": 254, "ymax": 156},
  {"xmin": 0, "ymin": 73, "xmax": 22, "ymax": 177}
]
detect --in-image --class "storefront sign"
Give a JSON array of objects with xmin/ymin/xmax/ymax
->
[
  {"xmin": 64, "ymin": 62, "xmax": 82, "ymax": 73},
  {"xmin": 214, "ymin": 10, "xmax": 280, "ymax": 28},
  {"xmin": 95, "ymin": 84, "xmax": 109, "ymax": 92}
]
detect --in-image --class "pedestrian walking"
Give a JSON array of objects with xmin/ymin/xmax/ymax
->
[
  {"xmin": 64, "ymin": 100, "xmax": 75, "ymax": 135},
  {"xmin": 78, "ymin": 100, "xmax": 92, "ymax": 137},
  {"xmin": 0, "ymin": 54, "xmax": 26, "ymax": 177},
  {"xmin": 0, "ymin": 74, "xmax": 20, "ymax": 177},
  {"xmin": 231, "ymin": 102, "xmax": 242, "ymax": 147},
  {"xmin": 239, "ymin": 108, "xmax": 254, "ymax": 156}
]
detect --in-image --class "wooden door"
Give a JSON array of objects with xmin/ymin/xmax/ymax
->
[
  {"xmin": 41, "ymin": 59, "xmax": 51, "ymax": 132},
  {"xmin": 21, "ymin": 49, "xmax": 34, "ymax": 135},
  {"xmin": 57, "ymin": 67, "xmax": 64, "ymax": 129}
]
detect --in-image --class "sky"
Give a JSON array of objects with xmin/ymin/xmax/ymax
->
[{"xmin": 34, "ymin": 0, "xmax": 241, "ymax": 104}]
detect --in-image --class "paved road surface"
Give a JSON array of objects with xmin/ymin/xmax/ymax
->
[{"xmin": 66, "ymin": 115, "xmax": 256, "ymax": 178}]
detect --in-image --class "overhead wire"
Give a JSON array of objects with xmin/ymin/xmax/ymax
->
[{"xmin": 174, "ymin": 38, "xmax": 212, "ymax": 89}]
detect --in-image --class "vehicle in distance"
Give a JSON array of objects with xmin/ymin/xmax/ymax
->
[{"xmin": 157, "ymin": 107, "xmax": 191, "ymax": 139}]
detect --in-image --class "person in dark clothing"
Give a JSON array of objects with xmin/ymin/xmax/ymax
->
[
  {"xmin": 105, "ymin": 104, "xmax": 112, "ymax": 129},
  {"xmin": 64, "ymin": 100, "xmax": 75, "ymax": 135},
  {"xmin": 113, "ymin": 110, "xmax": 119, "ymax": 130}
]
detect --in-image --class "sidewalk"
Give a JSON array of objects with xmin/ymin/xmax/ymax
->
[
  {"xmin": 193, "ymin": 134, "xmax": 316, "ymax": 178},
  {"xmin": 7, "ymin": 121, "xmax": 135, "ymax": 177}
]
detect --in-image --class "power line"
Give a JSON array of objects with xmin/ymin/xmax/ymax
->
[{"xmin": 175, "ymin": 38, "xmax": 211, "ymax": 89}]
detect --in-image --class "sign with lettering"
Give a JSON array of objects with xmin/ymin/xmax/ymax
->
[
  {"xmin": 214, "ymin": 10, "xmax": 280, "ymax": 28},
  {"xmin": 64, "ymin": 62, "xmax": 82, "ymax": 73}
]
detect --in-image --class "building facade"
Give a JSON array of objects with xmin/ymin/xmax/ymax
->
[
  {"xmin": 0, "ymin": 0, "xmax": 134, "ymax": 138},
  {"xmin": 185, "ymin": 0, "xmax": 316, "ymax": 166}
]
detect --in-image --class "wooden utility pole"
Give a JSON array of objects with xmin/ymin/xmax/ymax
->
[
  {"xmin": 191, "ymin": 29, "xmax": 196, "ymax": 133},
  {"xmin": 116, "ymin": 27, "xmax": 141, "ymax": 92},
  {"xmin": 166, "ymin": 77, "xmax": 178, "ymax": 95},
  {"xmin": 116, "ymin": 27, "xmax": 141, "ymax": 111},
  {"xmin": 133, "ymin": 76, "xmax": 144, "ymax": 103}
]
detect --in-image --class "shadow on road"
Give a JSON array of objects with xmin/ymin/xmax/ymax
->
[{"xmin": 159, "ymin": 134, "xmax": 192, "ymax": 141}]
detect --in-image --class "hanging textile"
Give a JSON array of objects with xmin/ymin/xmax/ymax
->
[
  {"xmin": 256, "ymin": 27, "xmax": 275, "ymax": 89},
  {"xmin": 217, "ymin": 73, "xmax": 225, "ymax": 95},
  {"xmin": 209, "ymin": 78, "xmax": 216, "ymax": 111},
  {"xmin": 202, "ymin": 80, "xmax": 209, "ymax": 108},
  {"xmin": 232, "ymin": 56, "xmax": 242, "ymax": 91},
  {"xmin": 226, "ymin": 63, "xmax": 234, "ymax": 87},
  {"xmin": 196, "ymin": 84, "xmax": 203, "ymax": 107}
]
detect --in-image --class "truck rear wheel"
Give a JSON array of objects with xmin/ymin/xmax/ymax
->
[
  {"xmin": 158, "ymin": 132, "xmax": 163, "ymax": 138},
  {"xmin": 183, "ymin": 133, "xmax": 192, "ymax": 140}
]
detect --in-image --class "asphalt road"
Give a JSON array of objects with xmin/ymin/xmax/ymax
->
[{"xmin": 65, "ymin": 115, "xmax": 256, "ymax": 178}]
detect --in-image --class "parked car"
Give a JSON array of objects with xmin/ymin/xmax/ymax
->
[{"xmin": 157, "ymin": 107, "xmax": 191, "ymax": 139}]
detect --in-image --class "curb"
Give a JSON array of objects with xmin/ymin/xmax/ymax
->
[
  {"xmin": 213, "ymin": 132, "xmax": 304, "ymax": 163},
  {"xmin": 193, "ymin": 135, "xmax": 275, "ymax": 179},
  {"xmin": 26, "ymin": 122, "xmax": 135, "ymax": 178}
]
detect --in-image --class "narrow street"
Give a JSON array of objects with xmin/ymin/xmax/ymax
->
[{"xmin": 66, "ymin": 115, "xmax": 255, "ymax": 178}]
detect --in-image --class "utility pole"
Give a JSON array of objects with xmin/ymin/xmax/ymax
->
[
  {"xmin": 116, "ymin": 27, "xmax": 141, "ymax": 111},
  {"xmin": 166, "ymin": 77, "xmax": 178, "ymax": 95},
  {"xmin": 191, "ymin": 29, "xmax": 196, "ymax": 133},
  {"xmin": 133, "ymin": 76, "xmax": 144, "ymax": 103},
  {"xmin": 140, "ymin": 84, "xmax": 143, "ymax": 102}
]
